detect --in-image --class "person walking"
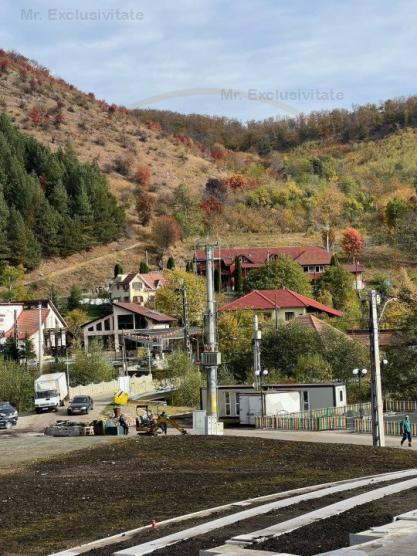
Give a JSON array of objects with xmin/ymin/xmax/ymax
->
[{"xmin": 401, "ymin": 415, "xmax": 412, "ymax": 447}]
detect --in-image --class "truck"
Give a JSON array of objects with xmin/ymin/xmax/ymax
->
[
  {"xmin": 34, "ymin": 372, "xmax": 68, "ymax": 413},
  {"xmin": 239, "ymin": 391, "xmax": 301, "ymax": 425}
]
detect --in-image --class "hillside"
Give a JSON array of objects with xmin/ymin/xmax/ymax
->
[{"xmin": 0, "ymin": 50, "xmax": 416, "ymax": 295}]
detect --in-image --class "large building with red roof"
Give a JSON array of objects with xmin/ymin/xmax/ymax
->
[
  {"xmin": 193, "ymin": 246, "xmax": 364, "ymax": 291},
  {"xmin": 219, "ymin": 288, "xmax": 342, "ymax": 321}
]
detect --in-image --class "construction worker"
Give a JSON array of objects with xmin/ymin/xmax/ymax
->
[
  {"xmin": 401, "ymin": 415, "xmax": 412, "ymax": 447},
  {"xmin": 159, "ymin": 411, "xmax": 168, "ymax": 435},
  {"xmin": 119, "ymin": 412, "xmax": 129, "ymax": 435}
]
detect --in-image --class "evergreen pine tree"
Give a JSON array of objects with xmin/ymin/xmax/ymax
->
[
  {"xmin": 139, "ymin": 261, "xmax": 149, "ymax": 273},
  {"xmin": 114, "ymin": 263, "xmax": 123, "ymax": 277},
  {"xmin": 7, "ymin": 208, "xmax": 27, "ymax": 266},
  {"xmin": 167, "ymin": 256, "xmax": 176, "ymax": 269}
]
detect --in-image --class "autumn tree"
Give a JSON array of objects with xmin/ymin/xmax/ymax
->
[
  {"xmin": 0, "ymin": 265, "xmax": 31, "ymax": 301},
  {"xmin": 200, "ymin": 196, "xmax": 224, "ymax": 216},
  {"xmin": 136, "ymin": 192, "xmax": 154, "ymax": 225},
  {"xmin": 135, "ymin": 164, "xmax": 152, "ymax": 186},
  {"xmin": 341, "ymin": 227, "xmax": 364, "ymax": 261},
  {"xmin": 155, "ymin": 269, "xmax": 206, "ymax": 325},
  {"xmin": 224, "ymin": 174, "xmax": 246, "ymax": 190},
  {"xmin": 151, "ymin": 216, "xmax": 181, "ymax": 253}
]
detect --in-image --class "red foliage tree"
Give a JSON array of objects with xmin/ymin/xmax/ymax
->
[
  {"xmin": 135, "ymin": 164, "xmax": 152, "ymax": 186},
  {"xmin": 224, "ymin": 174, "xmax": 247, "ymax": 190},
  {"xmin": 341, "ymin": 227, "xmax": 364, "ymax": 260},
  {"xmin": 200, "ymin": 196, "xmax": 224, "ymax": 216},
  {"xmin": 145, "ymin": 121, "xmax": 161, "ymax": 132},
  {"xmin": 0, "ymin": 58, "xmax": 10, "ymax": 73},
  {"xmin": 136, "ymin": 192, "xmax": 155, "ymax": 225},
  {"xmin": 108, "ymin": 103, "xmax": 118, "ymax": 114},
  {"xmin": 29, "ymin": 106, "xmax": 43, "ymax": 126},
  {"xmin": 53, "ymin": 112, "xmax": 65, "ymax": 127},
  {"xmin": 151, "ymin": 216, "xmax": 181, "ymax": 252}
]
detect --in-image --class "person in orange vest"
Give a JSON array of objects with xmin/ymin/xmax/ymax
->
[{"xmin": 401, "ymin": 415, "xmax": 412, "ymax": 447}]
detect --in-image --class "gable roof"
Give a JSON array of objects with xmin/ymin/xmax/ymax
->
[
  {"xmin": 113, "ymin": 302, "xmax": 175, "ymax": 322},
  {"xmin": 289, "ymin": 314, "xmax": 344, "ymax": 334},
  {"xmin": 120, "ymin": 272, "xmax": 138, "ymax": 286},
  {"xmin": 139, "ymin": 272, "xmax": 165, "ymax": 290},
  {"xmin": 219, "ymin": 289, "xmax": 342, "ymax": 317},
  {"xmin": 194, "ymin": 246, "xmax": 332, "ymax": 266},
  {"xmin": 5, "ymin": 308, "xmax": 50, "ymax": 340}
]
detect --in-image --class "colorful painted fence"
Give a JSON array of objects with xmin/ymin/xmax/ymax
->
[
  {"xmin": 256, "ymin": 415, "xmax": 347, "ymax": 431},
  {"xmin": 354, "ymin": 418, "xmax": 417, "ymax": 436},
  {"xmin": 384, "ymin": 400, "xmax": 417, "ymax": 412},
  {"xmin": 285, "ymin": 402, "xmax": 371, "ymax": 420}
]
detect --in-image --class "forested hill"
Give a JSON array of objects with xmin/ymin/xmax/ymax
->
[
  {"xmin": 0, "ymin": 113, "xmax": 125, "ymax": 270},
  {"xmin": 137, "ymin": 95, "xmax": 417, "ymax": 153}
]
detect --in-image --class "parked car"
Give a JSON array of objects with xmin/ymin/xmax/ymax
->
[
  {"xmin": 0, "ymin": 401, "xmax": 18, "ymax": 429},
  {"xmin": 67, "ymin": 396, "xmax": 94, "ymax": 415}
]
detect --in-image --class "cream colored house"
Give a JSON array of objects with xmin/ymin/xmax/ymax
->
[{"xmin": 110, "ymin": 272, "xmax": 165, "ymax": 305}]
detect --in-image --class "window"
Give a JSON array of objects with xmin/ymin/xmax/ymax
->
[
  {"xmin": 225, "ymin": 392, "xmax": 231, "ymax": 416},
  {"xmin": 235, "ymin": 393, "xmax": 240, "ymax": 416},
  {"xmin": 104, "ymin": 318, "xmax": 111, "ymax": 331},
  {"xmin": 303, "ymin": 391, "xmax": 309, "ymax": 410},
  {"xmin": 133, "ymin": 282, "xmax": 143, "ymax": 291},
  {"xmin": 96, "ymin": 322, "xmax": 102, "ymax": 331},
  {"xmin": 135, "ymin": 314, "xmax": 147, "ymax": 329},
  {"xmin": 339, "ymin": 390, "xmax": 344, "ymax": 402},
  {"xmin": 285, "ymin": 311, "xmax": 295, "ymax": 321},
  {"xmin": 118, "ymin": 314, "xmax": 134, "ymax": 330}
]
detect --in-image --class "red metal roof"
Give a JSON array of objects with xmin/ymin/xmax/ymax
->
[
  {"xmin": 219, "ymin": 289, "xmax": 342, "ymax": 317},
  {"xmin": 194, "ymin": 246, "xmax": 333, "ymax": 266},
  {"xmin": 5, "ymin": 308, "xmax": 50, "ymax": 339},
  {"xmin": 113, "ymin": 302, "xmax": 175, "ymax": 322}
]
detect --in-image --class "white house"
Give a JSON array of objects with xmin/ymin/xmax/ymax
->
[
  {"xmin": 82, "ymin": 301, "xmax": 175, "ymax": 352},
  {"xmin": 0, "ymin": 300, "xmax": 67, "ymax": 362},
  {"xmin": 110, "ymin": 272, "xmax": 165, "ymax": 305}
]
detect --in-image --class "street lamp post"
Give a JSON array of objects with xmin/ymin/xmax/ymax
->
[{"xmin": 352, "ymin": 368, "xmax": 368, "ymax": 417}]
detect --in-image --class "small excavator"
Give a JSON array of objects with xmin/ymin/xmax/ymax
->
[{"xmin": 135, "ymin": 403, "xmax": 187, "ymax": 436}]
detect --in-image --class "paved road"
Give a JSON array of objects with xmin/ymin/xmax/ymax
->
[
  {"xmin": 14, "ymin": 395, "xmax": 113, "ymax": 432},
  {"xmin": 224, "ymin": 427, "xmax": 416, "ymax": 450}
]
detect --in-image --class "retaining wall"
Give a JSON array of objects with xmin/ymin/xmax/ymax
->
[{"xmin": 69, "ymin": 374, "xmax": 153, "ymax": 398}]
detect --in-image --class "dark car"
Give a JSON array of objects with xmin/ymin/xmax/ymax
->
[
  {"xmin": 0, "ymin": 401, "xmax": 18, "ymax": 429},
  {"xmin": 67, "ymin": 396, "xmax": 94, "ymax": 415}
]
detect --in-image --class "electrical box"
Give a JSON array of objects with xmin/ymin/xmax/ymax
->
[
  {"xmin": 201, "ymin": 352, "xmax": 222, "ymax": 366},
  {"xmin": 205, "ymin": 416, "xmax": 224, "ymax": 435}
]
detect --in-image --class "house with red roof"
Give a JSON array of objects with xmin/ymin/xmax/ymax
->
[
  {"xmin": 219, "ymin": 288, "xmax": 342, "ymax": 322},
  {"xmin": 0, "ymin": 300, "xmax": 67, "ymax": 362},
  {"xmin": 82, "ymin": 301, "xmax": 176, "ymax": 352},
  {"xmin": 110, "ymin": 272, "xmax": 165, "ymax": 305},
  {"xmin": 193, "ymin": 246, "xmax": 364, "ymax": 291}
]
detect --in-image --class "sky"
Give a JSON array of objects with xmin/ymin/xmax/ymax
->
[{"xmin": 1, "ymin": 0, "xmax": 417, "ymax": 122}]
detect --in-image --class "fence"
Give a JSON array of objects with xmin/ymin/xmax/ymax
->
[
  {"xmin": 269, "ymin": 402, "xmax": 371, "ymax": 421},
  {"xmin": 354, "ymin": 418, "xmax": 417, "ymax": 436},
  {"xmin": 384, "ymin": 400, "xmax": 417, "ymax": 412},
  {"xmin": 256, "ymin": 414, "xmax": 347, "ymax": 431}
]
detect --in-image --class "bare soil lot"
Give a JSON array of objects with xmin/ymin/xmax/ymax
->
[{"xmin": 1, "ymin": 436, "xmax": 417, "ymax": 555}]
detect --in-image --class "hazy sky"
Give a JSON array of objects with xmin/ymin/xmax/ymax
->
[{"xmin": 1, "ymin": 0, "xmax": 416, "ymax": 121}]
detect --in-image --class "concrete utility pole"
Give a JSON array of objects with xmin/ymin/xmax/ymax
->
[
  {"xmin": 38, "ymin": 302, "xmax": 43, "ymax": 373},
  {"xmin": 181, "ymin": 283, "xmax": 191, "ymax": 358},
  {"xmin": 369, "ymin": 290, "xmax": 385, "ymax": 447},
  {"xmin": 253, "ymin": 315, "xmax": 262, "ymax": 389},
  {"xmin": 202, "ymin": 243, "xmax": 220, "ymax": 419}
]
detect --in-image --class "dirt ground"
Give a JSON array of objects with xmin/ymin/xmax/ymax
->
[{"xmin": 1, "ymin": 436, "xmax": 417, "ymax": 555}]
